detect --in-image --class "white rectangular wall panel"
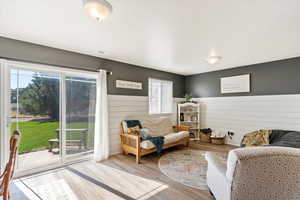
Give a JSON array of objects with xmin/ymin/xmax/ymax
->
[{"xmin": 221, "ymin": 74, "xmax": 250, "ymax": 94}]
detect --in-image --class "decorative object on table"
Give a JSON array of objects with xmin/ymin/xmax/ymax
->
[
  {"xmin": 220, "ymin": 74, "xmax": 250, "ymax": 94},
  {"xmin": 211, "ymin": 131, "xmax": 226, "ymax": 145},
  {"xmin": 177, "ymin": 102, "xmax": 201, "ymax": 140},
  {"xmin": 159, "ymin": 149, "xmax": 227, "ymax": 190},
  {"xmin": 200, "ymin": 128, "xmax": 212, "ymax": 143}
]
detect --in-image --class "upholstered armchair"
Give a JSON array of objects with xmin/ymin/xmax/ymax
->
[{"xmin": 205, "ymin": 147, "xmax": 300, "ymax": 200}]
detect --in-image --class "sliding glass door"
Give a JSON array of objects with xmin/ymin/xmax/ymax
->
[
  {"xmin": 64, "ymin": 76, "xmax": 96, "ymax": 161},
  {"xmin": 0, "ymin": 60, "xmax": 97, "ymax": 176},
  {"xmin": 10, "ymin": 68, "xmax": 61, "ymax": 172}
]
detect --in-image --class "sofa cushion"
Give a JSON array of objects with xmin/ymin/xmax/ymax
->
[
  {"xmin": 140, "ymin": 131, "xmax": 189, "ymax": 149},
  {"xmin": 142, "ymin": 118, "xmax": 174, "ymax": 136}
]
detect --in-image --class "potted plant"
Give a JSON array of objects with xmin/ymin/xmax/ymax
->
[{"xmin": 184, "ymin": 94, "xmax": 193, "ymax": 102}]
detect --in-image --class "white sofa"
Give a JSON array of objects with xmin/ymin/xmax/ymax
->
[{"xmin": 206, "ymin": 147, "xmax": 300, "ymax": 200}]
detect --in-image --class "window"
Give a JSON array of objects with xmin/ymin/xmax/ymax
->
[{"xmin": 149, "ymin": 78, "xmax": 173, "ymax": 114}]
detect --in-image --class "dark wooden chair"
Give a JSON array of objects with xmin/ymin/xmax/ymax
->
[{"xmin": 0, "ymin": 130, "xmax": 21, "ymax": 200}]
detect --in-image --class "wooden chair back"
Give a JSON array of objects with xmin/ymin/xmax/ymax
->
[{"xmin": 0, "ymin": 130, "xmax": 21, "ymax": 200}]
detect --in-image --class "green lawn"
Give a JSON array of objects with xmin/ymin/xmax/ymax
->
[
  {"xmin": 11, "ymin": 121, "xmax": 94, "ymax": 154},
  {"xmin": 11, "ymin": 121, "xmax": 58, "ymax": 154}
]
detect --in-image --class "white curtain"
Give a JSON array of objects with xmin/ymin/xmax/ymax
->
[{"xmin": 93, "ymin": 70, "xmax": 109, "ymax": 162}]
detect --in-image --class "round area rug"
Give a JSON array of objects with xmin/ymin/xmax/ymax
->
[{"xmin": 158, "ymin": 149, "xmax": 227, "ymax": 190}]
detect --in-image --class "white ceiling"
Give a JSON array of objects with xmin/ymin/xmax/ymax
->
[{"xmin": 0, "ymin": 0, "xmax": 300, "ymax": 75}]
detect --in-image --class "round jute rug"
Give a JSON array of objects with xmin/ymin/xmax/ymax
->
[{"xmin": 158, "ymin": 149, "xmax": 227, "ymax": 190}]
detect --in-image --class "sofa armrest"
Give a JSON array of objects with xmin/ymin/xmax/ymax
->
[
  {"xmin": 173, "ymin": 126, "xmax": 190, "ymax": 132},
  {"xmin": 120, "ymin": 133, "xmax": 141, "ymax": 164},
  {"xmin": 120, "ymin": 133, "xmax": 141, "ymax": 147},
  {"xmin": 121, "ymin": 133, "xmax": 140, "ymax": 140}
]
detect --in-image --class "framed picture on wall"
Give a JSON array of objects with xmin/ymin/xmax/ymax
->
[
  {"xmin": 220, "ymin": 74, "xmax": 250, "ymax": 94},
  {"xmin": 116, "ymin": 80, "xmax": 143, "ymax": 90}
]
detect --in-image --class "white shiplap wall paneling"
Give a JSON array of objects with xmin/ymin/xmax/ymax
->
[{"xmin": 195, "ymin": 94, "xmax": 300, "ymax": 146}]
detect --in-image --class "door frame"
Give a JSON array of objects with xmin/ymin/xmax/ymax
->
[
  {"xmin": 0, "ymin": 59, "xmax": 10, "ymax": 173},
  {"xmin": 0, "ymin": 59, "xmax": 97, "ymax": 176}
]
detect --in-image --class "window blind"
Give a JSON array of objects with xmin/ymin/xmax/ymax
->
[{"xmin": 149, "ymin": 78, "xmax": 173, "ymax": 114}]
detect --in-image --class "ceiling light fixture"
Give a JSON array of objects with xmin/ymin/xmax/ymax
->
[
  {"xmin": 83, "ymin": 0, "xmax": 112, "ymax": 22},
  {"xmin": 206, "ymin": 55, "xmax": 222, "ymax": 65}
]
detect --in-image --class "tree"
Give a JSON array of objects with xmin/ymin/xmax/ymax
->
[
  {"xmin": 19, "ymin": 73, "xmax": 96, "ymax": 121},
  {"xmin": 19, "ymin": 73, "xmax": 60, "ymax": 120}
]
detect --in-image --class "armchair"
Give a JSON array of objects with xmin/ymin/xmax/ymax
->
[{"xmin": 206, "ymin": 147, "xmax": 300, "ymax": 200}]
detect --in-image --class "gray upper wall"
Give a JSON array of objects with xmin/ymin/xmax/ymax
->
[
  {"xmin": 186, "ymin": 57, "xmax": 300, "ymax": 97},
  {"xmin": 0, "ymin": 36, "xmax": 185, "ymax": 97}
]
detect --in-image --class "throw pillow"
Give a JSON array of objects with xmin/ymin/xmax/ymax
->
[
  {"xmin": 241, "ymin": 129, "xmax": 272, "ymax": 147},
  {"xmin": 127, "ymin": 125, "xmax": 140, "ymax": 135},
  {"xmin": 121, "ymin": 120, "xmax": 142, "ymax": 134},
  {"xmin": 139, "ymin": 128, "xmax": 151, "ymax": 140}
]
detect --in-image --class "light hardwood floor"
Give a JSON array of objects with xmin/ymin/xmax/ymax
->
[{"xmin": 9, "ymin": 142, "xmax": 236, "ymax": 200}]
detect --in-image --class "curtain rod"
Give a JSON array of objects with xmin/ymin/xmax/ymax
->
[
  {"xmin": 97, "ymin": 69, "xmax": 113, "ymax": 75},
  {"xmin": 2, "ymin": 57, "xmax": 112, "ymax": 75}
]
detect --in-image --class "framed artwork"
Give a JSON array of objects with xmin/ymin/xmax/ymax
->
[
  {"xmin": 220, "ymin": 74, "xmax": 250, "ymax": 94},
  {"xmin": 116, "ymin": 80, "xmax": 143, "ymax": 90}
]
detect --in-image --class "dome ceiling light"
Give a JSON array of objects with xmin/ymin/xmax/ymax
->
[
  {"xmin": 206, "ymin": 55, "xmax": 222, "ymax": 65},
  {"xmin": 83, "ymin": 0, "xmax": 112, "ymax": 22}
]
